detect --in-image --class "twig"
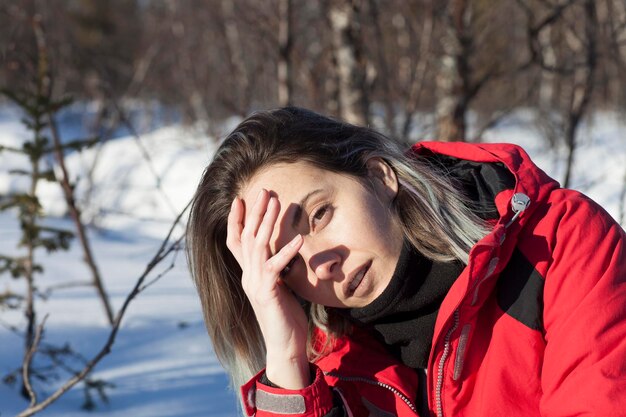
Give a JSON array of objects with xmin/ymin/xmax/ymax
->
[
  {"xmin": 110, "ymin": 99, "xmax": 179, "ymax": 217},
  {"xmin": 15, "ymin": 200, "xmax": 191, "ymax": 417},
  {"xmin": 22, "ymin": 314, "xmax": 48, "ymax": 407},
  {"xmin": 92, "ymin": 207, "xmax": 180, "ymax": 223},
  {"xmin": 0, "ymin": 316, "xmax": 23, "ymax": 335},
  {"xmin": 516, "ymin": 0, "xmax": 582, "ymax": 75},
  {"xmin": 2, "ymin": 314, "xmax": 95, "ymax": 378},
  {"xmin": 47, "ymin": 110, "xmax": 115, "ymax": 326},
  {"xmin": 38, "ymin": 281, "xmax": 94, "ymax": 298},
  {"xmin": 138, "ymin": 235, "xmax": 184, "ymax": 293},
  {"xmin": 470, "ymin": 75, "xmax": 539, "ymax": 142},
  {"xmin": 0, "ymin": 144, "xmax": 24, "ymax": 153}
]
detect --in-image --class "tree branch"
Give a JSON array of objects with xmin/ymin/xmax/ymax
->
[
  {"xmin": 47, "ymin": 109, "xmax": 115, "ymax": 326},
  {"xmin": 22, "ymin": 315, "xmax": 48, "ymax": 407},
  {"xmin": 15, "ymin": 200, "xmax": 191, "ymax": 417},
  {"xmin": 470, "ymin": 74, "xmax": 539, "ymax": 142},
  {"xmin": 109, "ymin": 99, "xmax": 179, "ymax": 217}
]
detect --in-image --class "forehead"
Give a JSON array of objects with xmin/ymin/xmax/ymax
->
[{"xmin": 241, "ymin": 162, "xmax": 334, "ymax": 201}]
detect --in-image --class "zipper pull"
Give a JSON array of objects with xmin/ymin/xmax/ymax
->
[{"xmin": 506, "ymin": 193, "xmax": 531, "ymax": 227}]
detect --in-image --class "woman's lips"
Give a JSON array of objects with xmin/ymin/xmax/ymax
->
[{"xmin": 346, "ymin": 261, "xmax": 371, "ymax": 295}]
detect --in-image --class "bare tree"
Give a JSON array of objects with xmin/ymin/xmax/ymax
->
[
  {"xmin": 319, "ymin": 0, "xmax": 342, "ymax": 116},
  {"xmin": 562, "ymin": 1, "xmax": 597, "ymax": 188},
  {"xmin": 538, "ymin": 24, "xmax": 558, "ymax": 110},
  {"xmin": 519, "ymin": 0, "xmax": 598, "ymax": 187},
  {"xmin": 605, "ymin": 0, "xmax": 626, "ymax": 227},
  {"xmin": 278, "ymin": 0, "xmax": 294, "ymax": 106},
  {"xmin": 606, "ymin": 0, "xmax": 626, "ymax": 105},
  {"xmin": 221, "ymin": 0, "xmax": 252, "ymax": 115},
  {"xmin": 166, "ymin": 0, "xmax": 211, "ymax": 123},
  {"xmin": 328, "ymin": 0, "xmax": 370, "ymax": 125},
  {"xmin": 400, "ymin": 1, "xmax": 436, "ymax": 141},
  {"xmin": 436, "ymin": 0, "xmax": 471, "ymax": 141},
  {"xmin": 366, "ymin": 0, "xmax": 395, "ymax": 134}
]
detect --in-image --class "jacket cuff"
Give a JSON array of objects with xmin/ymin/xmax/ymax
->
[{"xmin": 241, "ymin": 364, "xmax": 334, "ymax": 417}]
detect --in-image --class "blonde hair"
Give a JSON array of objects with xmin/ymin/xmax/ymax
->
[{"xmin": 186, "ymin": 107, "xmax": 489, "ymax": 404}]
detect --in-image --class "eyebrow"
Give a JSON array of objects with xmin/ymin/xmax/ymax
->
[{"xmin": 291, "ymin": 189, "xmax": 324, "ymax": 228}]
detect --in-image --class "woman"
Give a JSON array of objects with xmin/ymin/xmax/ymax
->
[{"xmin": 186, "ymin": 107, "xmax": 626, "ymax": 417}]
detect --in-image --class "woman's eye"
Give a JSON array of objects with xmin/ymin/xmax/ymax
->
[{"xmin": 311, "ymin": 204, "xmax": 332, "ymax": 229}]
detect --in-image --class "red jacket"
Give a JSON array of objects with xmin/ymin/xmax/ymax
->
[{"xmin": 241, "ymin": 142, "xmax": 626, "ymax": 417}]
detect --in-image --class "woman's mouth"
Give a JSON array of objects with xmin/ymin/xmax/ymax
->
[{"xmin": 347, "ymin": 261, "xmax": 371, "ymax": 295}]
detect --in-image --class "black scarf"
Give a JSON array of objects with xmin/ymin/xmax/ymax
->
[{"xmin": 345, "ymin": 241, "xmax": 464, "ymax": 369}]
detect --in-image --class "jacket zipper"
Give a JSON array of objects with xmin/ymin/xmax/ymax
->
[
  {"xmin": 435, "ymin": 309, "xmax": 459, "ymax": 417},
  {"xmin": 324, "ymin": 371, "xmax": 419, "ymax": 415},
  {"xmin": 432, "ymin": 193, "xmax": 530, "ymax": 417}
]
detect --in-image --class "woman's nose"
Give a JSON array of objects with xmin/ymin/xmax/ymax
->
[
  {"xmin": 298, "ymin": 237, "xmax": 343, "ymax": 281},
  {"xmin": 309, "ymin": 250, "xmax": 342, "ymax": 281}
]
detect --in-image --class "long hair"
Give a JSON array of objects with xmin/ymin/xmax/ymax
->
[{"xmin": 186, "ymin": 107, "xmax": 490, "ymax": 401}]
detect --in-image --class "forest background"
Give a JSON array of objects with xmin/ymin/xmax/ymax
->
[{"xmin": 1, "ymin": 0, "xmax": 625, "ymax": 416}]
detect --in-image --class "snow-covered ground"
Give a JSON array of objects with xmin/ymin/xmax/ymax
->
[
  {"xmin": 0, "ymin": 111, "xmax": 239, "ymax": 416},
  {"xmin": 0, "ymin": 107, "xmax": 624, "ymax": 416},
  {"xmin": 0, "ymin": 212, "xmax": 237, "ymax": 416}
]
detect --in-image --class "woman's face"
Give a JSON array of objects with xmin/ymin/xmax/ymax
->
[{"xmin": 240, "ymin": 159, "xmax": 404, "ymax": 308}]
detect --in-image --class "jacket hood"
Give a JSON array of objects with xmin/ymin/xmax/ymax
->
[
  {"xmin": 410, "ymin": 142, "xmax": 561, "ymax": 347},
  {"xmin": 411, "ymin": 141, "xmax": 560, "ymax": 228}
]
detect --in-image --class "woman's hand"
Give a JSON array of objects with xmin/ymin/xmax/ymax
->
[{"xmin": 226, "ymin": 189, "xmax": 310, "ymax": 389}]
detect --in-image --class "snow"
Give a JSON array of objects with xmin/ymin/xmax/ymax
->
[
  {"xmin": 0, "ymin": 108, "xmax": 624, "ymax": 416},
  {"xmin": 0, "ymin": 115, "xmax": 238, "ymax": 416},
  {"xmin": 0, "ymin": 212, "xmax": 239, "ymax": 416}
]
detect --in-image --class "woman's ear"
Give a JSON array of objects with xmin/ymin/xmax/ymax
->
[{"xmin": 366, "ymin": 158, "xmax": 399, "ymax": 202}]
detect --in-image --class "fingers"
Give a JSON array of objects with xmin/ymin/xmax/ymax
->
[
  {"xmin": 226, "ymin": 196, "xmax": 244, "ymax": 263},
  {"xmin": 266, "ymin": 234, "xmax": 303, "ymax": 276},
  {"xmin": 230, "ymin": 189, "xmax": 303, "ymax": 283},
  {"xmin": 244, "ymin": 189, "xmax": 271, "ymax": 240},
  {"xmin": 231, "ymin": 189, "xmax": 283, "ymax": 265},
  {"xmin": 255, "ymin": 195, "xmax": 280, "ymax": 249}
]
